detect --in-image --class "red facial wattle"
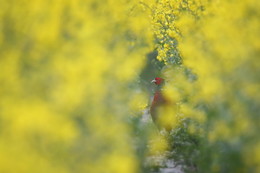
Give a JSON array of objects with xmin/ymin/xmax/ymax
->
[{"xmin": 152, "ymin": 77, "xmax": 164, "ymax": 85}]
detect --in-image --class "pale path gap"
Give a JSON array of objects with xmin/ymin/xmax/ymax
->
[{"xmin": 141, "ymin": 109, "xmax": 184, "ymax": 173}]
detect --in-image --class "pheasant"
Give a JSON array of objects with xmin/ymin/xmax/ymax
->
[{"xmin": 150, "ymin": 77, "xmax": 169, "ymax": 129}]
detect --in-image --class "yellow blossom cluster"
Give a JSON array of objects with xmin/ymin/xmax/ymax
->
[
  {"xmin": 0, "ymin": 0, "xmax": 152, "ymax": 172},
  {"xmin": 151, "ymin": 0, "xmax": 260, "ymax": 171}
]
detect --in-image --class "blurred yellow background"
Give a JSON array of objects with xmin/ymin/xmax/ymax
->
[{"xmin": 0, "ymin": 0, "xmax": 259, "ymax": 173}]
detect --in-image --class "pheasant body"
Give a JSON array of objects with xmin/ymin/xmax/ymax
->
[
  {"xmin": 150, "ymin": 77, "xmax": 169, "ymax": 129},
  {"xmin": 150, "ymin": 90, "xmax": 167, "ymax": 123}
]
